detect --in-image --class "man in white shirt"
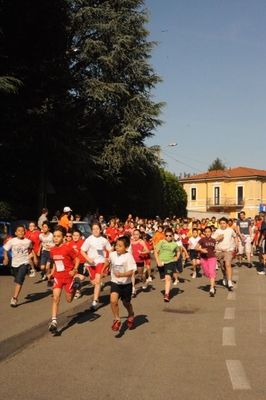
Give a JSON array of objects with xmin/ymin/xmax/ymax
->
[{"xmin": 212, "ymin": 217, "xmax": 238, "ymax": 289}]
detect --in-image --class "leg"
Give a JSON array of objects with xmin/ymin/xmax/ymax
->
[
  {"xmin": 110, "ymin": 292, "xmax": 120, "ymax": 319},
  {"xmin": 13, "ymin": 283, "xmax": 22, "ymax": 299},
  {"xmin": 93, "ymin": 273, "xmax": 101, "ymax": 301},
  {"xmin": 165, "ymin": 274, "xmax": 172, "ymax": 295},
  {"xmin": 122, "ymin": 300, "xmax": 133, "ymax": 318},
  {"xmin": 51, "ymin": 288, "xmax": 62, "ymax": 319}
]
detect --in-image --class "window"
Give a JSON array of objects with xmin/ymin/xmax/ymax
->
[
  {"xmin": 191, "ymin": 188, "xmax": 196, "ymax": 200},
  {"xmin": 237, "ymin": 186, "xmax": 243, "ymax": 205},
  {"xmin": 214, "ymin": 187, "xmax": 220, "ymax": 205}
]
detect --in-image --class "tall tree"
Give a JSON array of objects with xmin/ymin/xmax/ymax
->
[
  {"xmin": 69, "ymin": 0, "xmax": 165, "ymax": 181},
  {"xmin": 208, "ymin": 157, "xmax": 227, "ymax": 171}
]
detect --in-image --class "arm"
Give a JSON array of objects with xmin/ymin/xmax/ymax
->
[
  {"xmin": 3, "ymin": 249, "xmax": 9, "ymax": 265},
  {"xmin": 154, "ymin": 247, "xmax": 163, "ymax": 266},
  {"xmin": 80, "ymin": 249, "xmax": 95, "ymax": 264},
  {"xmin": 69, "ymin": 256, "xmax": 80, "ymax": 276},
  {"xmin": 114, "ymin": 269, "xmax": 134, "ymax": 278},
  {"xmin": 140, "ymin": 240, "xmax": 150, "ymax": 255}
]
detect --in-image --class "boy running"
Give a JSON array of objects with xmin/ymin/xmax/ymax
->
[
  {"xmin": 109, "ymin": 236, "xmax": 136, "ymax": 331},
  {"xmin": 47, "ymin": 226, "xmax": 80, "ymax": 333},
  {"xmin": 3, "ymin": 225, "xmax": 38, "ymax": 307}
]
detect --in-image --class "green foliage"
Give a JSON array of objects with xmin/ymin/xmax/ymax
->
[
  {"xmin": 0, "ymin": 202, "xmax": 12, "ymax": 219},
  {"xmin": 0, "ymin": 76, "xmax": 23, "ymax": 94},
  {"xmin": 208, "ymin": 157, "xmax": 227, "ymax": 171}
]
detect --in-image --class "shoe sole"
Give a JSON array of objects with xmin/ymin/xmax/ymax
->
[
  {"xmin": 164, "ymin": 298, "xmax": 170, "ymax": 302},
  {"xmin": 10, "ymin": 304, "xmax": 17, "ymax": 308},
  {"xmin": 209, "ymin": 291, "xmax": 215, "ymax": 297}
]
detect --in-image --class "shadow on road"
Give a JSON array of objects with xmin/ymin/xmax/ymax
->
[{"xmin": 114, "ymin": 314, "xmax": 149, "ymax": 338}]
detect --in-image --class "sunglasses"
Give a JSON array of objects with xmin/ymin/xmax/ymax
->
[{"xmin": 165, "ymin": 234, "xmax": 172, "ymax": 237}]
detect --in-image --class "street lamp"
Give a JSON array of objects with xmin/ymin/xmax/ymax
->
[{"xmin": 158, "ymin": 142, "xmax": 177, "ymax": 161}]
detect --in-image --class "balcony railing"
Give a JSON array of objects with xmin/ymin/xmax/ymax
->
[{"xmin": 206, "ymin": 198, "xmax": 245, "ymax": 207}]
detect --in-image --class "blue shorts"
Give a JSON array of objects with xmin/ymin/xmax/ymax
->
[
  {"xmin": 40, "ymin": 250, "xmax": 50, "ymax": 266},
  {"xmin": 11, "ymin": 264, "xmax": 29, "ymax": 285}
]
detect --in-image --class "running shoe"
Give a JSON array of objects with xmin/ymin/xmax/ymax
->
[
  {"xmin": 228, "ymin": 280, "xmax": 233, "ymax": 289},
  {"xmin": 209, "ymin": 287, "xmax": 215, "ymax": 297},
  {"xmin": 173, "ymin": 279, "xmax": 179, "ymax": 285},
  {"xmin": 247, "ymin": 263, "xmax": 253, "ymax": 268},
  {"xmin": 111, "ymin": 319, "xmax": 121, "ymax": 331},
  {"xmin": 142, "ymin": 280, "xmax": 149, "ymax": 290},
  {"xmin": 147, "ymin": 277, "xmax": 153, "ymax": 282},
  {"xmin": 41, "ymin": 273, "xmax": 47, "ymax": 281},
  {"xmin": 90, "ymin": 300, "xmax": 98, "ymax": 311},
  {"xmin": 192, "ymin": 271, "xmax": 197, "ymax": 279},
  {"xmin": 127, "ymin": 316, "xmax": 134, "ymax": 329},
  {"xmin": 257, "ymin": 270, "xmax": 266, "ymax": 275},
  {"xmin": 48, "ymin": 320, "xmax": 58, "ymax": 333},
  {"xmin": 29, "ymin": 269, "xmax": 36, "ymax": 277},
  {"xmin": 222, "ymin": 277, "xmax": 228, "ymax": 287},
  {"xmin": 132, "ymin": 287, "xmax": 136, "ymax": 297},
  {"xmin": 164, "ymin": 293, "xmax": 170, "ymax": 302},
  {"xmin": 73, "ymin": 277, "xmax": 81, "ymax": 290},
  {"xmin": 10, "ymin": 297, "xmax": 18, "ymax": 307},
  {"xmin": 47, "ymin": 280, "xmax": 53, "ymax": 287},
  {"xmin": 74, "ymin": 290, "xmax": 82, "ymax": 299}
]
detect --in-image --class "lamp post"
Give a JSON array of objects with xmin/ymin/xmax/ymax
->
[{"xmin": 158, "ymin": 142, "xmax": 177, "ymax": 161}]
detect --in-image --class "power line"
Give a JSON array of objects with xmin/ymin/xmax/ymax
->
[{"xmin": 161, "ymin": 151, "xmax": 205, "ymax": 173}]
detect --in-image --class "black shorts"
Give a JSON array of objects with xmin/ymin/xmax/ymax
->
[
  {"xmin": 164, "ymin": 261, "xmax": 177, "ymax": 277},
  {"xmin": 11, "ymin": 264, "xmax": 29, "ymax": 285},
  {"xmin": 176, "ymin": 258, "xmax": 183, "ymax": 273},
  {"xmin": 110, "ymin": 282, "xmax": 132, "ymax": 303},
  {"xmin": 190, "ymin": 250, "xmax": 200, "ymax": 260},
  {"xmin": 136, "ymin": 262, "xmax": 144, "ymax": 268}
]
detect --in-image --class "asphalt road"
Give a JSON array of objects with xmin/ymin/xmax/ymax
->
[{"xmin": 0, "ymin": 256, "xmax": 266, "ymax": 400}]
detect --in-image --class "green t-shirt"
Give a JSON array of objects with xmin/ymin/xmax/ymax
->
[{"xmin": 156, "ymin": 240, "xmax": 179, "ymax": 264}]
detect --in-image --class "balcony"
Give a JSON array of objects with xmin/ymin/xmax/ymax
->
[{"xmin": 206, "ymin": 197, "xmax": 245, "ymax": 208}]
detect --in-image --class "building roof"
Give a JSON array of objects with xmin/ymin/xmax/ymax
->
[{"xmin": 180, "ymin": 166, "xmax": 266, "ymax": 182}]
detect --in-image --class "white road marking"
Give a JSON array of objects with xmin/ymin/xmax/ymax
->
[
  {"xmin": 226, "ymin": 360, "xmax": 251, "ymax": 390},
  {"xmin": 227, "ymin": 292, "xmax": 236, "ymax": 300},
  {"xmin": 223, "ymin": 327, "xmax": 236, "ymax": 346},
  {"xmin": 224, "ymin": 307, "xmax": 235, "ymax": 320}
]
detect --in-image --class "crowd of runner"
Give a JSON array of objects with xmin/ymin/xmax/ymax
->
[{"xmin": 3, "ymin": 207, "xmax": 266, "ymax": 333}]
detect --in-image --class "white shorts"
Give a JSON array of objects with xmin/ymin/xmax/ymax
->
[{"xmin": 238, "ymin": 235, "xmax": 251, "ymax": 254}]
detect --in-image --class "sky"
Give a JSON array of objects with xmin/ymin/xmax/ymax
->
[{"xmin": 143, "ymin": 0, "xmax": 266, "ymax": 177}]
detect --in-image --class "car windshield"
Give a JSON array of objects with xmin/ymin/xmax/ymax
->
[{"xmin": 76, "ymin": 223, "xmax": 91, "ymax": 234}]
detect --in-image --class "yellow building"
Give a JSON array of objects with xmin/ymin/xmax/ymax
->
[{"xmin": 180, "ymin": 166, "xmax": 266, "ymax": 219}]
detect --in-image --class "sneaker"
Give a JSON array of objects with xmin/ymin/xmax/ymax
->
[
  {"xmin": 132, "ymin": 287, "xmax": 136, "ymax": 297},
  {"xmin": 142, "ymin": 280, "xmax": 149, "ymax": 290},
  {"xmin": 74, "ymin": 290, "xmax": 82, "ymax": 299},
  {"xmin": 173, "ymin": 279, "xmax": 179, "ymax": 285},
  {"xmin": 257, "ymin": 270, "xmax": 266, "ymax": 275},
  {"xmin": 111, "ymin": 319, "xmax": 121, "ymax": 331},
  {"xmin": 100, "ymin": 282, "xmax": 104, "ymax": 291},
  {"xmin": 247, "ymin": 263, "xmax": 253, "ymax": 268},
  {"xmin": 10, "ymin": 297, "xmax": 18, "ymax": 307},
  {"xmin": 192, "ymin": 271, "xmax": 197, "ymax": 279},
  {"xmin": 228, "ymin": 280, "xmax": 233, "ymax": 289},
  {"xmin": 41, "ymin": 273, "xmax": 47, "ymax": 281},
  {"xmin": 215, "ymin": 264, "xmax": 219, "ymax": 270},
  {"xmin": 147, "ymin": 277, "xmax": 153, "ymax": 282},
  {"xmin": 222, "ymin": 277, "xmax": 228, "ymax": 287},
  {"xmin": 209, "ymin": 287, "xmax": 215, "ymax": 297},
  {"xmin": 164, "ymin": 293, "xmax": 170, "ymax": 302},
  {"xmin": 47, "ymin": 280, "xmax": 53, "ymax": 287},
  {"xmin": 90, "ymin": 300, "xmax": 98, "ymax": 311},
  {"xmin": 48, "ymin": 320, "xmax": 58, "ymax": 333},
  {"xmin": 73, "ymin": 277, "xmax": 81, "ymax": 290},
  {"xmin": 127, "ymin": 316, "xmax": 134, "ymax": 329},
  {"xmin": 29, "ymin": 269, "xmax": 36, "ymax": 277}
]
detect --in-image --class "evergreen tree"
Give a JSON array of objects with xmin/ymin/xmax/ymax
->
[
  {"xmin": 208, "ymin": 157, "xmax": 227, "ymax": 171},
  {"xmin": 69, "ymin": 0, "xmax": 165, "ymax": 181}
]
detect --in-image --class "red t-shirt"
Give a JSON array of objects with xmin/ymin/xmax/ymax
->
[
  {"xmin": 105, "ymin": 227, "xmax": 117, "ymax": 243},
  {"xmin": 25, "ymin": 229, "xmax": 41, "ymax": 253},
  {"xmin": 180, "ymin": 228, "xmax": 190, "ymax": 245},
  {"xmin": 198, "ymin": 236, "xmax": 216, "ymax": 259},
  {"xmin": 69, "ymin": 239, "xmax": 86, "ymax": 263},
  {"xmin": 50, "ymin": 244, "xmax": 78, "ymax": 279}
]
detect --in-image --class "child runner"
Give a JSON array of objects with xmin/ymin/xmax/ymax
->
[
  {"xmin": 131, "ymin": 229, "xmax": 150, "ymax": 296},
  {"xmin": 25, "ymin": 221, "xmax": 41, "ymax": 277},
  {"xmin": 38, "ymin": 221, "xmax": 54, "ymax": 283},
  {"xmin": 47, "ymin": 226, "xmax": 80, "ymax": 333},
  {"xmin": 109, "ymin": 235, "xmax": 136, "ymax": 331},
  {"xmin": 154, "ymin": 227, "xmax": 180, "ymax": 302},
  {"xmin": 195, "ymin": 226, "xmax": 217, "ymax": 297},
  {"xmin": 188, "ymin": 228, "xmax": 201, "ymax": 279},
  {"xmin": 3, "ymin": 225, "xmax": 38, "ymax": 307},
  {"xmin": 68, "ymin": 229, "xmax": 87, "ymax": 299},
  {"xmin": 80, "ymin": 221, "xmax": 112, "ymax": 311}
]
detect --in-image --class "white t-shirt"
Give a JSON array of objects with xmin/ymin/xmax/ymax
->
[
  {"xmin": 188, "ymin": 236, "xmax": 201, "ymax": 249},
  {"xmin": 81, "ymin": 235, "xmax": 111, "ymax": 266},
  {"xmin": 39, "ymin": 232, "xmax": 54, "ymax": 252},
  {"xmin": 3, "ymin": 237, "xmax": 32, "ymax": 267},
  {"xmin": 212, "ymin": 227, "xmax": 236, "ymax": 252},
  {"xmin": 109, "ymin": 251, "xmax": 136, "ymax": 285}
]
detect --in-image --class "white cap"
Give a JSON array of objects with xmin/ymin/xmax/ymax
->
[{"xmin": 63, "ymin": 206, "xmax": 72, "ymax": 212}]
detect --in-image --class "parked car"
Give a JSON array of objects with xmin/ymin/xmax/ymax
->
[{"xmin": 49, "ymin": 221, "xmax": 92, "ymax": 238}]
